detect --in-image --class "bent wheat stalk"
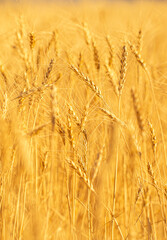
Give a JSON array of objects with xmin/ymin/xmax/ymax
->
[
  {"xmin": 99, "ymin": 107, "xmax": 127, "ymax": 127},
  {"xmin": 66, "ymin": 158, "xmax": 95, "ymax": 193},
  {"xmin": 70, "ymin": 64, "xmax": 103, "ymax": 99}
]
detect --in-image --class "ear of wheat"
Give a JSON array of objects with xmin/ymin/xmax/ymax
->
[
  {"xmin": 131, "ymin": 88, "xmax": 145, "ymax": 134},
  {"xmin": 118, "ymin": 45, "xmax": 128, "ymax": 95},
  {"xmin": 105, "ymin": 63, "xmax": 119, "ymax": 97},
  {"xmin": 99, "ymin": 107, "xmax": 126, "ymax": 127},
  {"xmin": 66, "ymin": 158, "xmax": 95, "ymax": 193},
  {"xmin": 29, "ymin": 32, "xmax": 35, "ymax": 49},
  {"xmin": 128, "ymin": 40, "xmax": 147, "ymax": 70},
  {"xmin": 70, "ymin": 64, "xmax": 103, "ymax": 99}
]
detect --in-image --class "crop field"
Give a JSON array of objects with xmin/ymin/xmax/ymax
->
[{"xmin": 0, "ymin": 1, "xmax": 167, "ymax": 239}]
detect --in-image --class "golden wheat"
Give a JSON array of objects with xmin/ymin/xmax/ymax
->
[{"xmin": 0, "ymin": 2, "xmax": 167, "ymax": 240}]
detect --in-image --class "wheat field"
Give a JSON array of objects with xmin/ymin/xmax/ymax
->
[{"xmin": 0, "ymin": 1, "xmax": 167, "ymax": 239}]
